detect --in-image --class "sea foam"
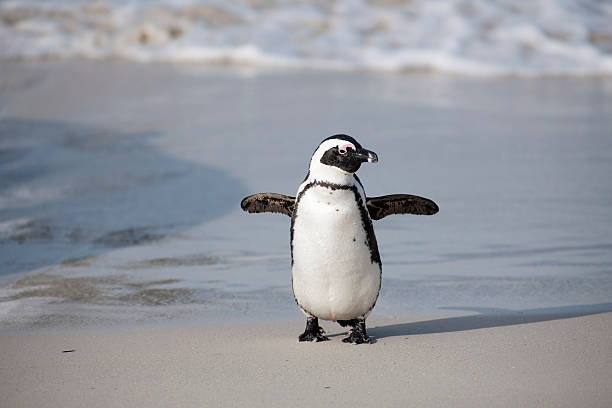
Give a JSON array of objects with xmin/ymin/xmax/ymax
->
[{"xmin": 1, "ymin": 0, "xmax": 612, "ymax": 75}]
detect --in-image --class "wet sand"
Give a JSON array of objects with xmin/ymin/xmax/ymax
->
[{"xmin": 1, "ymin": 313, "xmax": 611, "ymax": 408}]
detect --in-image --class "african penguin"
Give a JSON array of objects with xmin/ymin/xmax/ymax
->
[{"xmin": 241, "ymin": 135, "xmax": 438, "ymax": 344}]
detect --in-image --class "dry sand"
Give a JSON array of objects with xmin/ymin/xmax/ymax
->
[{"xmin": 2, "ymin": 313, "xmax": 611, "ymax": 408}]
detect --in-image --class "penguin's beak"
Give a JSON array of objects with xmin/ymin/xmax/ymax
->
[{"xmin": 354, "ymin": 148, "xmax": 378, "ymax": 164}]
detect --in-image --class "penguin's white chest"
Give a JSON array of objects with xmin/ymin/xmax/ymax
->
[{"xmin": 291, "ymin": 185, "xmax": 381, "ymax": 321}]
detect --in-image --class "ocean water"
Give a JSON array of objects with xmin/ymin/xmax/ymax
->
[
  {"xmin": 0, "ymin": 61, "xmax": 611, "ymax": 331},
  {"xmin": 1, "ymin": 0, "xmax": 612, "ymax": 75}
]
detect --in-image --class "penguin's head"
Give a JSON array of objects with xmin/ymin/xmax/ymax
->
[{"xmin": 308, "ymin": 134, "xmax": 378, "ymax": 180}]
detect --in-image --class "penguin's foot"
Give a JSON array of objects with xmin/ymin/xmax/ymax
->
[
  {"xmin": 298, "ymin": 317, "xmax": 329, "ymax": 342},
  {"xmin": 341, "ymin": 319, "xmax": 370, "ymax": 344}
]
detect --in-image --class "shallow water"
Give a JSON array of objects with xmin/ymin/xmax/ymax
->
[{"xmin": 0, "ymin": 61, "xmax": 611, "ymax": 331}]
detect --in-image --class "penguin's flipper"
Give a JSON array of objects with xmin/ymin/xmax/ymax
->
[
  {"xmin": 240, "ymin": 193, "xmax": 295, "ymax": 217},
  {"xmin": 366, "ymin": 194, "xmax": 439, "ymax": 220}
]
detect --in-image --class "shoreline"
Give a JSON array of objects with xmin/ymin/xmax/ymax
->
[
  {"xmin": 1, "ymin": 59, "xmax": 612, "ymax": 334},
  {"xmin": 1, "ymin": 312, "xmax": 611, "ymax": 407}
]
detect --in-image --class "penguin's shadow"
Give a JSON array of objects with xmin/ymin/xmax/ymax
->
[{"xmin": 368, "ymin": 302, "xmax": 612, "ymax": 341}]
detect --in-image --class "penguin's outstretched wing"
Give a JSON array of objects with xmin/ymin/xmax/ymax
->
[
  {"xmin": 366, "ymin": 194, "xmax": 439, "ymax": 220},
  {"xmin": 241, "ymin": 193, "xmax": 296, "ymax": 217}
]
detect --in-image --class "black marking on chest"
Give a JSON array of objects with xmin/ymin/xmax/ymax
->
[
  {"xmin": 350, "ymin": 186, "xmax": 381, "ymax": 265},
  {"xmin": 290, "ymin": 180, "xmax": 348, "ymax": 266},
  {"xmin": 290, "ymin": 180, "xmax": 381, "ymax": 266}
]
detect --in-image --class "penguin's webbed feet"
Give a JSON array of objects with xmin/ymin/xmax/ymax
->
[
  {"xmin": 341, "ymin": 319, "xmax": 370, "ymax": 344},
  {"xmin": 298, "ymin": 317, "xmax": 329, "ymax": 342}
]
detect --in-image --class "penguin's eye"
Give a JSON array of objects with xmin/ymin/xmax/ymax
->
[{"xmin": 338, "ymin": 143, "xmax": 355, "ymax": 155}]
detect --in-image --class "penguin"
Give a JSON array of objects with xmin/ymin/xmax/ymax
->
[{"xmin": 241, "ymin": 135, "xmax": 438, "ymax": 344}]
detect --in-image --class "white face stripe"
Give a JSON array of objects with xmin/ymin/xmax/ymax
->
[{"xmin": 311, "ymin": 139, "xmax": 356, "ymax": 163}]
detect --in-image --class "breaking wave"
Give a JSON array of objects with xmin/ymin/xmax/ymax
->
[{"xmin": 1, "ymin": 0, "xmax": 612, "ymax": 75}]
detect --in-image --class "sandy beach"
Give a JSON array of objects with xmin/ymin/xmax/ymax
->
[
  {"xmin": 1, "ymin": 55, "xmax": 611, "ymax": 407},
  {"xmin": 2, "ymin": 313, "xmax": 611, "ymax": 408},
  {"xmin": 2, "ymin": 1, "xmax": 612, "ymax": 406}
]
